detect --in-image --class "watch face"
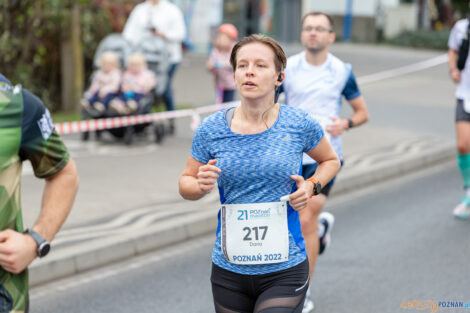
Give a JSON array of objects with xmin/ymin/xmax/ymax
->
[
  {"xmin": 314, "ymin": 183, "xmax": 322, "ymax": 195},
  {"xmin": 38, "ymin": 242, "xmax": 51, "ymax": 258}
]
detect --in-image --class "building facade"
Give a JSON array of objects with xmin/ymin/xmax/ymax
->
[{"xmin": 175, "ymin": 0, "xmax": 419, "ymax": 51}]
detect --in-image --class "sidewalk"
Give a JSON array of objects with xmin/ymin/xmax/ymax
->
[{"xmin": 27, "ymin": 44, "xmax": 457, "ymax": 286}]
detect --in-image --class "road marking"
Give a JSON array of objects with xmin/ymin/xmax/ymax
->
[
  {"xmin": 357, "ymin": 54, "xmax": 447, "ymax": 85},
  {"xmin": 327, "ymin": 158, "xmax": 456, "ymax": 209},
  {"xmin": 343, "ymin": 136, "xmax": 443, "ymax": 168},
  {"xmin": 52, "ymin": 205, "xmax": 201, "ymax": 246},
  {"xmin": 30, "ymin": 234, "xmax": 214, "ymax": 300}
]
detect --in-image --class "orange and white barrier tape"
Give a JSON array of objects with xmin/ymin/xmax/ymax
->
[{"xmin": 55, "ymin": 102, "xmax": 237, "ymax": 135}]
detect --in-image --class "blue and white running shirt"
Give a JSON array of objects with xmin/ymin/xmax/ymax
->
[
  {"xmin": 191, "ymin": 104, "xmax": 323, "ymax": 275},
  {"xmin": 282, "ymin": 52, "xmax": 361, "ymax": 164}
]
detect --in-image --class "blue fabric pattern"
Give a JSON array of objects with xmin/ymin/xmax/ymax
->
[{"xmin": 191, "ymin": 104, "xmax": 323, "ymax": 274}]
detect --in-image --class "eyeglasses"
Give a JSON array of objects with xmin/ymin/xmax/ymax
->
[{"xmin": 302, "ymin": 26, "xmax": 333, "ymax": 33}]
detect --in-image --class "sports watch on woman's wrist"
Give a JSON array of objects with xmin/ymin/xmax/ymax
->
[{"xmin": 306, "ymin": 177, "xmax": 322, "ymax": 196}]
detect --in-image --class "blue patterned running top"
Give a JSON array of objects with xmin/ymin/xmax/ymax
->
[{"xmin": 191, "ymin": 104, "xmax": 324, "ymax": 275}]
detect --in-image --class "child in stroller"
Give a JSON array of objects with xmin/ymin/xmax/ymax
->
[
  {"xmin": 81, "ymin": 33, "xmax": 170, "ymax": 144},
  {"xmin": 81, "ymin": 51, "xmax": 121, "ymax": 117},
  {"xmin": 110, "ymin": 52, "xmax": 157, "ymax": 115}
]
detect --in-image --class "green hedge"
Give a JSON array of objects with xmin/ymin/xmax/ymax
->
[{"xmin": 387, "ymin": 29, "xmax": 451, "ymax": 51}]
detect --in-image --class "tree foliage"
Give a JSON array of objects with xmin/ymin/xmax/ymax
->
[
  {"xmin": 0, "ymin": 0, "xmax": 136, "ymax": 110},
  {"xmin": 452, "ymin": 0, "xmax": 469, "ymax": 17}
]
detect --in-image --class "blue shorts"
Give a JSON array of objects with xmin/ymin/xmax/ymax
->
[{"xmin": 302, "ymin": 160, "xmax": 343, "ymax": 197}]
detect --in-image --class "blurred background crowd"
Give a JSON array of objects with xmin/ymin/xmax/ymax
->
[{"xmin": 0, "ymin": 0, "xmax": 467, "ymax": 114}]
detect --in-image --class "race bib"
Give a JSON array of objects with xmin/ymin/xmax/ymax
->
[
  {"xmin": 221, "ymin": 202, "xmax": 289, "ymax": 265},
  {"xmin": 464, "ymin": 99, "xmax": 470, "ymax": 113}
]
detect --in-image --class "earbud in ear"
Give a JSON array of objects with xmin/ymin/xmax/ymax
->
[{"xmin": 277, "ymin": 73, "xmax": 283, "ymax": 82}]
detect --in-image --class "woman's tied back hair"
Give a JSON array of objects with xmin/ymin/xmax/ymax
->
[{"xmin": 230, "ymin": 34, "xmax": 287, "ymax": 74}]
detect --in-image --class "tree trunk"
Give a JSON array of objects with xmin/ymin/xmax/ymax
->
[{"xmin": 61, "ymin": 3, "xmax": 84, "ymax": 113}]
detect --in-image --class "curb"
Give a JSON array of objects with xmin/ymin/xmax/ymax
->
[
  {"xmin": 332, "ymin": 142, "xmax": 456, "ymax": 195},
  {"xmin": 29, "ymin": 207, "xmax": 219, "ymax": 286},
  {"xmin": 29, "ymin": 142, "xmax": 456, "ymax": 287}
]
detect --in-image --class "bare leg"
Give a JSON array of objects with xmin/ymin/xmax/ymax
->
[
  {"xmin": 298, "ymin": 195, "xmax": 327, "ymax": 278},
  {"xmin": 456, "ymin": 121, "xmax": 470, "ymax": 155}
]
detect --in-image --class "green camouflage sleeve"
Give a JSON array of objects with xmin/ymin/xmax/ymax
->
[{"xmin": 18, "ymin": 89, "xmax": 69, "ymax": 178}]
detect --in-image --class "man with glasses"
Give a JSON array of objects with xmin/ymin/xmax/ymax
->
[{"xmin": 278, "ymin": 12, "xmax": 369, "ymax": 312}]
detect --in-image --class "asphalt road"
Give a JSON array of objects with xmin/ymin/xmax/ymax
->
[{"xmin": 30, "ymin": 160, "xmax": 470, "ymax": 313}]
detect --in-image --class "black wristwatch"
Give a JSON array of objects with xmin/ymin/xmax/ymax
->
[
  {"xmin": 306, "ymin": 177, "xmax": 322, "ymax": 196},
  {"xmin": 24, "ymin": 229, "xmax": 51, "ymax": 258},
  {"xmin": 347, "ymin": 118, "xmax": 354, "ymax": 129}
]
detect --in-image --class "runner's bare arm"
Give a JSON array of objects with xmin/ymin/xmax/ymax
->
[
  {"xmin": 286, "ymin": 137, "xmax": 339, "ymax": 211},
  {"xmin": 304, "ymin": 136, "xmax": 340, "ymax": 189},
  {"xmin": 179, "ymin": 157, "xmax": 221, "ymax": 200},
  {"xmin": 326, "ymin": 96, "xmax": 369, "ymax": 137},
  {"xmin": 34, "ymin": 158, "xmax": 79, "ymax": 241},
  {"xmin": 0, "ymin": 158, "xmax": 78, "ymax": 274},
  {"xmin": 347, "ymin": 95, "xmax": 369, "ymax": 128},
  {"xmin": 448, "ymin": 48, "xmax": 461, "ymax": 83}
]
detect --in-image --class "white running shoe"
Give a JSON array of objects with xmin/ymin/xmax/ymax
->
[
  {"xmin": 302, "ymin": 298, "xmax": 315, "ymax": 313},
  {"xmin": 453, "ymin": 203, "xmax": 470, "ymax": 219},
  {"xmin": 302, "ymin": 285, "xmax": 315, "ymax": 313},
  {"xmin": 318, "ymin": 212, "xmax": 335, "ymax": 255}
]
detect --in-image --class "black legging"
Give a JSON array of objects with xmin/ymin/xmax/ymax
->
[{"xmin": 211, "ymin": 260, "xmax": 309, "ymax": 313}]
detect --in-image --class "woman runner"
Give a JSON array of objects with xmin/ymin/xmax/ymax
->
[{"xmin": 179, "ymin": 34, "xmax": 340, "ymax": 313}]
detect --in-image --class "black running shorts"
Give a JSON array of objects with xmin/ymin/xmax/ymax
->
[
  {"xmin": 456, "ymin": 99, "xmax": 470, "ymax": 122},
  {"xmin": 211, "ymin": 259, "xmax": 309, "ymax": 313}
]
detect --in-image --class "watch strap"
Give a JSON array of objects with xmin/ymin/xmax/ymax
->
[
  {"xmin": 24, "ymin": 229, "xmax": 50, "ymax": 257},
  {"xmin": 306, "ymin": 177, "xmax": 321, "ymax": 196},
  {"xmin": 347, "ymin": 118, "xmax": 354, "ymax": 129},
  {"xmin": 306, "ymin": 177, "xmax": 318, "ymax": 184}
]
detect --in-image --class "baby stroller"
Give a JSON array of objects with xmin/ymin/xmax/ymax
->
[
  {"xmin": 81, "ymin": 33, "xmax": 170, "ymax": 144},
  {"xmin": 135, "ymin": 33, "xmax": 173, "ymax": 142}
]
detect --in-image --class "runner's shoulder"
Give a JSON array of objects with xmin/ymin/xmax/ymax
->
[
  {"xmin": 131, "ymin": 1, "xmax": 147, "ymax": 12},
  {"xmin": 286, "ymin": 52, "xmax": 304, "ymax": 65},
  {"xmin": 197, "ymin": 109, "xmax": 227, "ymax": 132},
  {"xmin": 285, "ymin": 52, "xmax": 306, "ymax": 74},
  {"xmin": 280, "ymin": 104, "xmax": 312, "ymax": 125},
  {"xmin": 21, "ymin": 88, "xmax": 49, "ymax": 129},
  {"xmin": 454, "ymin": 18, "xmax": 468, "ymax": 30},
  {"xmin": 0, "ymin": 74, "xmax": 45, "ymax": 115},
  {"xmin": 327, "ymin": 53, "xmax": 351, "ymax": 70}
]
